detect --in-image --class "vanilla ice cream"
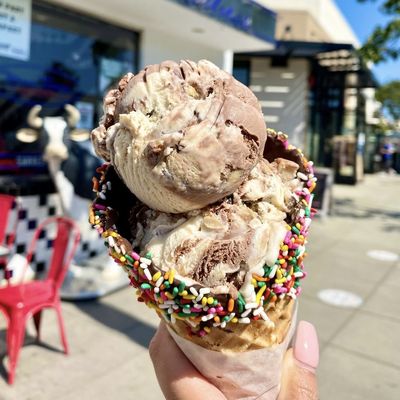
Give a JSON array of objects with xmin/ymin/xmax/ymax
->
[{"xmin": 92, "ymin": 60, "xmax": 266, "ymax": 213}]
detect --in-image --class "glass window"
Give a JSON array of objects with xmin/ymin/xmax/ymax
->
[
  {"xmin": 0, "ymin": 0, "xmax": 138, "ymax": 175},
  {"xmin": 233, "ymin": 60, "xmax": 250, "ymax": 87}
]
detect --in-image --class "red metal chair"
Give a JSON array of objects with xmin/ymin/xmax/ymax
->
[
  {"xmin": 0, "ymin": 217, "xmax": 80, "ymax": 384},
  {"xmin": 0, "ymin": 194, "xmax": 19, "ymax": 274}
]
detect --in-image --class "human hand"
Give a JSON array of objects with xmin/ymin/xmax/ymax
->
[
  {"xmin": 150, "ymin": 320, "xmax": 319, "ymax": 400},
  {"xmin": 149, "ymin": 322, "xmax": 226, "ymax": 400},
  {"xmin": 278, "ymin": 321, "xmax": 319, "ymax": 400}
]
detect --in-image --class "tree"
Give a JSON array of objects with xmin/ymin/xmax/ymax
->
[
  {"xmin": 375, "ymin": 80, "xmax": 400, "ymax": 121},
  {"xmin": 357, "ymin": 0, "xmax": 400, "ymax": 63}
]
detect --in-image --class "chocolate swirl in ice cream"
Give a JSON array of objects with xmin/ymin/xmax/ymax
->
[
  {"xmin": 91, "ymin": 60, "xmax": 266, "ymax": 213},
  {"xmin": 124, "ymin": 151, "xmax": 301, "ymax": 302},
  {"xmin": 91, "ymin": 130, "xmax": 310, "ymax": 302}
]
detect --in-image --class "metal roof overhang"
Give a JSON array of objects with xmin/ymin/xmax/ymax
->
[
  {"xmin": 236, "ymin": 40, "xmax": 378, "ymax": 88},
  {"xmin": 237, "ymin": 40, "xmax": 354, "ymax": 58}
]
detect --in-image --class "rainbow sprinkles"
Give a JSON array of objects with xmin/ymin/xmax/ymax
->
[{"xmin": 90, "ymin": 130, "xmax": 317, "ymax": 337}]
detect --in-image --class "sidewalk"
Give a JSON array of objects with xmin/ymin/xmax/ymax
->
[
  {"xmin": 301, "ymin": 172, "xmax": 400, "ymax": 400},
  {"xmin": 1, "ymin": 173, "xmax": 399, "ymax": 400}
]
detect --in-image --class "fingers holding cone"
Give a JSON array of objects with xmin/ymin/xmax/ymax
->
[
  {"xmin": 278, "ymin": 321, "xmax": 319, "ymax": 400},
  {"xmin": 150, "ymin": 322, "xmax": 226, "ymax": 400},
  {"xmin": 150, "ymin": 320, "xmax": 319, "ymax": 400}
]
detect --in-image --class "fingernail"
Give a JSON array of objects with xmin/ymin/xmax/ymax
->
[{"xmin": 294, "ymin": 320, "xmax": 319, "ymax": 371}]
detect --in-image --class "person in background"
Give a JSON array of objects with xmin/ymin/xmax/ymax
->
[{"xmin": 380, "ymin": 138, "xmax": 395, "ymax": 173}]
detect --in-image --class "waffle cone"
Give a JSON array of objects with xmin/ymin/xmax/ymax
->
[{"xmin": 168, "ymin": 297, "xmax": 295, "ymax": 352}]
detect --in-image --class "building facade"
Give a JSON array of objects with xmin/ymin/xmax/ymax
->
[
  {"xmin": 0, "ymin": 0, "xmax": 278, "ymax": 190},
  {"xmin": 1, "ymin": 0, "xmax": 276, "ymax": 178},
  {"xmin": 234, "ymin": 0, "xmax": 377, "ymax": 181}
]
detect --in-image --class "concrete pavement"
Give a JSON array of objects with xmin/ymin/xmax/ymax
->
[
  {"xmin": 1, "ymin": 173, "xmax": 399, "ymax": 399},
  {"xmin": 303, "ymin": 172, "xmax": 400, "ymax": 400}
]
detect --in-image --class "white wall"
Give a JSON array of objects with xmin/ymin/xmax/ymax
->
[
  {"xmin": 257, "ymin": 0, "xmax": 359, "ymax": 46},
  {"xmin": 141, "ymin": 28, "xmax": 225, "ymax": 69},
  {"xmin": 250, "ymin": 58, "xmax": 309, "ymax": 149},
  {"xmin": 319, "ymin": 0, "xmax": 359, "ymax": 46}
]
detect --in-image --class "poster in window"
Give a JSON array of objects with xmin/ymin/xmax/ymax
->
[{"xmin": 0, "ymin": 0, "xmax": 31, "ymax": 61}]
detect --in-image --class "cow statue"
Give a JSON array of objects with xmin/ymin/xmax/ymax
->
[
  {"xmin": 15, "ymin": 104, "xmax": 127, "ymax": 298},
  {"xmin": 16, "ymin": 104, "xmax": 98, "ymax": 215}
]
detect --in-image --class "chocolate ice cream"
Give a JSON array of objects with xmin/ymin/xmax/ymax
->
[{"xmin": 129, "ymin": 156, "xmax": 301, "ymax": 303}]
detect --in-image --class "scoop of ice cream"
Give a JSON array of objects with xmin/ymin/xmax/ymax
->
[
  {"xmin": 129, "ymin": 157, "xmax": 300, "ymax": 302},
  {"xmin": 91, "ymin": 60, "xmax": 266, "ymax": 213}
]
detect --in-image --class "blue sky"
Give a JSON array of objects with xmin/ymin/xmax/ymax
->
[{"xmin": 335, "ymin": 0, "xmax": 399, "ymax": 84}]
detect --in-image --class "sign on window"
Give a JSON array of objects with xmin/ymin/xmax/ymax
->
[{"xmin": 0, "ymin": 0, "xmax": 31, "ymax": 60}]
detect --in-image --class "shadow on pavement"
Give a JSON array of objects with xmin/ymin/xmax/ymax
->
[
  {"xmin": 0, "ymin": 299, "xmax": 156, "ymax": 382},
  {"xmin": 73, "ymin": 300, "xmax": 157, "ymax": 349},
  {"xmin": 382, "ymin": 224, "xmax": 400, "ymax": 232},
  {"xmin": 0, "ymin": 329, "xmax": 65, "ymax": 382},
  {"xmin": 0, "ymin": 328, "xmax": 7, "ymax": 381},
  {"xmin": 333, "ymin": 198, "xmax": 400, "ymax": 220}
]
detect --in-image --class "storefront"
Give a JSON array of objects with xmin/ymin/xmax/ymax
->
[
  {"xmin": 0, "ymin": 0, "xmax": 277, "ymax": 297},
  {"xmin": 1, "ymin": 0, "xmax": 276, "ymax": 184}
]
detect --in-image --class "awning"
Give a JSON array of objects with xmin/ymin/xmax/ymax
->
[
  {"xmin": 237, "ymin": 40, "xmax": 378, "ymax": 88},
  {"xmin": 237, "ymin": 40, "xmax": 354, "ymax": 58},
  {"xmin": 47, "ymin": 0, "xmax": 277, "ymax": 52}
]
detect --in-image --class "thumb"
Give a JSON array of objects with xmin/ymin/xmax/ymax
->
[{"xmin": 278, "ymin": 321, "xmax": 319, "ymax": 400}]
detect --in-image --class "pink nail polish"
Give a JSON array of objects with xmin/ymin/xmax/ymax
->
[{"xmin": 294, "ymin": 320, "xmax": 319, "ymax": 370}]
